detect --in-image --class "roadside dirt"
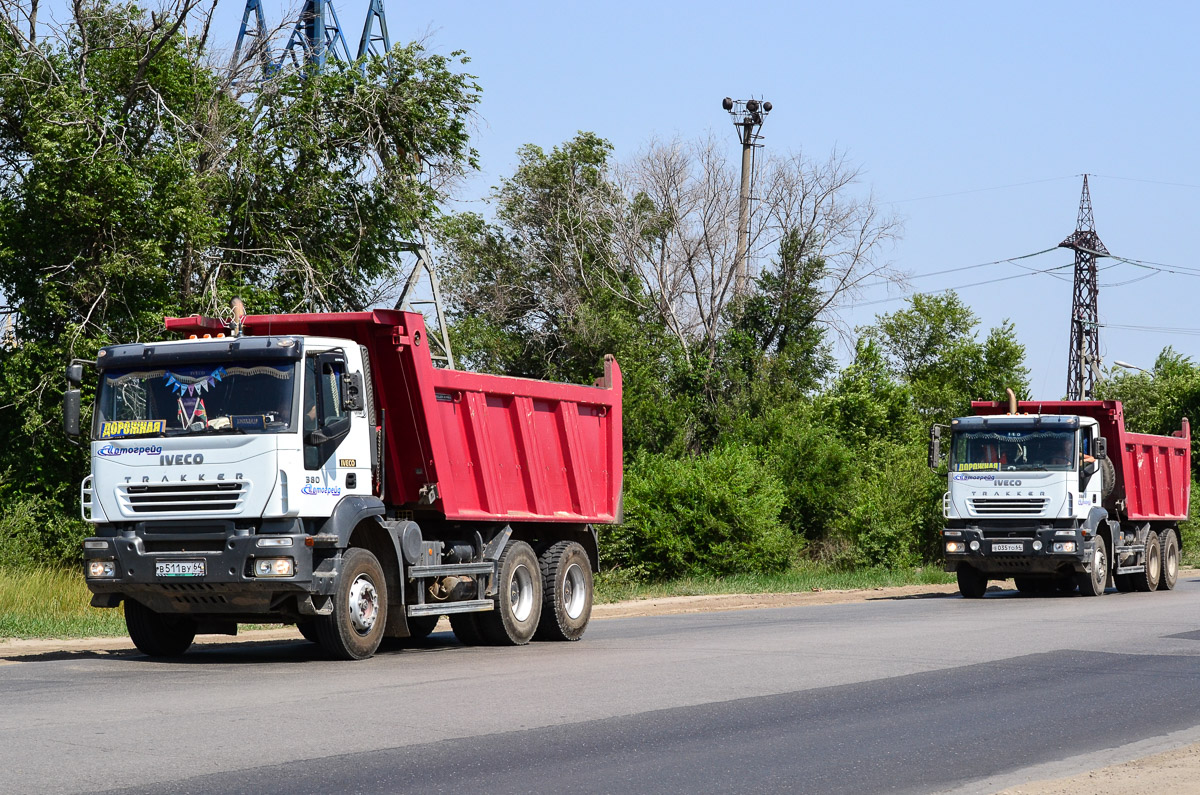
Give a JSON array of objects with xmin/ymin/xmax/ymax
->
[{"xmin": 4, "ymin": 578, "xmax": 1198, "ymax": 794}]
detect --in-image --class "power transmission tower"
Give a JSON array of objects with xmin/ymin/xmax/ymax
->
[
  {"xmin": 1060, "ymin": 175, "xmax": 1108, "ymax": 400},
  {"xmin": 231, "ymin": 0, "xmax": 391, "ymax": 79}
]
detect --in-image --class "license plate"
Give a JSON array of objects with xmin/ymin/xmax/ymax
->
[
  {"xmin": 992, "ymin": 542, "xmax": 1024, "ymax": 553},
  {"xmin": 156, "ymin": 560, "xmax": 206, "ymax": 577}
]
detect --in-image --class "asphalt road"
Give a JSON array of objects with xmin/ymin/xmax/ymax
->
[{"xmin": 6, "ymin": 580, "xmax": 1200, "ymax": 795}]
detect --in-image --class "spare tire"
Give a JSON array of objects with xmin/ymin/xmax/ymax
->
[{"xmin": 1100, "ymin": 457, "xmax": 1116, "ymax": 498}]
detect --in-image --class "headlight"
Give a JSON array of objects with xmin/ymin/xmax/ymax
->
[
  {"xmin": 946, "ymin": 541, "xmax": 965, "ymax": 553},
  {"xmin": 1053, "ymin": 542, "xmax": 1077, "ymax": 553},
  {"xmin": 87, "ymin": 560, "xmax": 117, "ymax": 578},
  {"xmin": 253, "ymin": 558, "xmax": 294, "ymax": 577},
  {"xmin": 1032, "ymin": 540, "xmax": 1043, "ymax": 551}
]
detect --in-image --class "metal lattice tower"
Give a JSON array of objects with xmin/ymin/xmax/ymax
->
[
  {"xmin": 231, "ymin": 0, "xmax": 392, "ymax": 79},
  {"xmin": 1060, "ymin": 175, "xmax": 1108, "ymax": 400}
]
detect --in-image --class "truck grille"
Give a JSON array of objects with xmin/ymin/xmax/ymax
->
[
  {"xmin": 969, "ymin": 497, "xmax": 1048, "ymax": 516},
  {"xmin": 118, "ymin": 482, "xmax": 246, "ymax": 514}
]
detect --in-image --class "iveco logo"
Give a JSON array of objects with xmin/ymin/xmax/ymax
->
[
  {"xmin": 995, "ymin": 478, "xmax": 1022, "ymax": 486},
  {"xmin": 159, "ymin": 453, "xmax": 204, "ymax": 465}
]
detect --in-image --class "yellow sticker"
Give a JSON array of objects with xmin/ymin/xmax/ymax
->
[
  {"xmin": 100, "ymin": 420, "xmax": 167, "ymax": 438},
  {"xmin": 338, "ymin": 458, "xmax": 356, "ymax": 468},
  {"xmin": 958, "ymin": 462, "xmax": 999, "ymax": 472}
]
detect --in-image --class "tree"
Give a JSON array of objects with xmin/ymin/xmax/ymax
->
[
  {"xmin": 1098, "ymin": 347, "xmax": 1200, "ymax": 472},
  {"xmin": 0, "ymin": 0, "xmax": 480, "ymax": 513},
  {"xmin": 862, "ymin": 292, "xmax": 1029, "ymax": 425}
]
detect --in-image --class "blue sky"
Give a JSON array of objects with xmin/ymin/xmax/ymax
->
[{"xmin": 83, "ymin": 1, "xmax": 1200, "ymax": 394}]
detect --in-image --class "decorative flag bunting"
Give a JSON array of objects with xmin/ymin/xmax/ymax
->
[{"xmin": 164, "ymin": 367, "xmax": 226, "ymax": 396}]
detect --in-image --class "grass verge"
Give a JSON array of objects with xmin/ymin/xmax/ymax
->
[
  {"xmin": 0, "ymin": 567, "xmax": 126, "ymax": 639},
  {"xmin": 595, "ymin": 561, "xmax": 955, "ymax": 603}
]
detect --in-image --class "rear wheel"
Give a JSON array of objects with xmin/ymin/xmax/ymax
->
[
  {"xmin": 124, "ymin": 599, "xmax": 197, "ymax": 657},
  {"xmin": 315, "ymin": 547, "xmax": 387, "ymax": 660},
  {"xmin": 957, "ymin": 566, "xmax": 988, "ymax": 599},
  {"xmin": 450, "ymin": 613, "xmax": 485, "ymax": 646},
  {"xmin": 534, "ymin": 541, "xmax": 593, "ymax": 641},
  {"xmin": 1133, "ymin": 531, "xmax": 1161, "ymax": 592},
  {"xmin": 1158, "ymin": 530, "xmax": 1180, "ymax": 591},
  {"xmin": 296, "ymin": 620, "xmax": 319, "ymax": 643},
  {"xmin": 477, "ymin": 541, "xmax": 542, "ymax": 645},
  {"xmin": 1076, "ymin": 537, "xmax": 1108, "ymax": 596}
]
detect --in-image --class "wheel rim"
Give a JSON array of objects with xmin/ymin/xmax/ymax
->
[
  {"xmin": 1166, "ymin": 542, "xmax": 1178, "ymax": 579},
  {"xmin": 509, "ymin": 564, "xmax": 534, "ymax": 622},
  {"xmin": 348, "ymin": 574, "xmax": 379, "ymax": 634},
  {"xmin": 1094, "ymin": 545, "xmax": 1107, "ymax": 585},
  {"xmin": 1148, "ymin": 545, "xmax": 1161, "ymax": 581},
  {"xmin": 562, "ymin": 563, "xmax": 587, "ymax": 620}
]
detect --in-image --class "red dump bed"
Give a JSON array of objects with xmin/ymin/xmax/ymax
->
[
  {"xmin": 167, "ymin": 310, "xmax": 623, "ymax": 525},
  {"xmin": 971, "ymin": 400, "xmax": 1190, "ymax": 522}
]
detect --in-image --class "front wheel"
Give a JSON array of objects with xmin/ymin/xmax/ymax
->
[
  {"xmin": 124, "ymin": 599, "xmax": 197, "ymax": 657},
  {"xmin": 1076, "ymin": 537, "xmax": 1108, "ymax": 597},
  {"xmin": 534, "ymin": 541, "xmax": 593, "ymax": 641},
  {"xmin": 315, "ymin": 547, "xmax": 388, "ymax": 660},
  {"xmin": 477, "ymin": 541, "xmax": 542, "ymax": 645},
  {"xmin": 957, "ymin": 565, "xmax": 988, "ymax": 599},
  {"xmin": 1158, "ymin": 530, "xmax": 1180, "ymax": 591}
]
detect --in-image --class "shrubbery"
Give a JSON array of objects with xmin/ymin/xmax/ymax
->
[{"xmin": 0, "ymin": 495, "xmax": 90, "ymax": 569}]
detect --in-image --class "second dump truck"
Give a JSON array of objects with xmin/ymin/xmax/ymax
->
[
  {"xmin": 66, "ymin": 309, "xmax": 622, "ymax": 659},
  {"xmin": 932, "ymin": 396, "xmax": 1190, "ymax": 598}
]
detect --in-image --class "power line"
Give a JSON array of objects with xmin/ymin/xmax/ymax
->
[
  {"xmin": 855, "ymin": 260, "xmax": 1074, "ymax": 308},
  {"xmin": 885, "ymin": 175, "xmax": 1078, "ymax": 205},
  {"xmin": 856, "ymin": 247, "xmax": 1062, "ymax": 291},
  {"xmin": 1090, "ymin": 174, "xmax": 1200, "ymax": 191}
]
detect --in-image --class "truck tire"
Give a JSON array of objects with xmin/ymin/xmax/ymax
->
[
  {"xmin": 296, "ymin": 620, "xmax": 319, "ymax": 643},
  {"xmin": 1133, "ymin": 531, "xmax": 1161, "ymax": 592},
  {"xmin": 477, "ymin": 541, "xmax": 542, "ymax": 645},
  {"xmin": 534, "ymin": 541, "xmax": 593, "ymax": 641},
  {"xmin": 1159, "ymin": 529, "xmax": 1180, "ymax": 591},
  {"xmin": 1100, "ymin": 457, "xmax": 1116, "ymax": 498},
  {"xmin": 124, "ymin": 599, "xmax": 197, "ymax": 657},
  {"xmin": 450, "ymin": 613, "xmax": 485, "ymax": 646},
  {"xmin": 957, "ymin": 565, "xmax": 988, "ymax": 599},
  {"xmin": 1076, "ymin": 537, "xmax": 1108, "ymax": 597},
  {"xmin": 315, "ymin": 547, "xmax": 387, "ymax": 660}
]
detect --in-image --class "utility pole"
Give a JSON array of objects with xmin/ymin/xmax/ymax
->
[
  {"xmin": 722, "ymin": 97, "xmax": 772, "ymax": 296},
  {"xmin": 1060, "ymin": 175, "xmax": 1108, "ymax": 400}
]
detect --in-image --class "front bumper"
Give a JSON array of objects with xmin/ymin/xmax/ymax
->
[
  {"xmin": 82, "ymin": 520, "xmax": 339, "ymax": 616},
  {"xmin": 942, "ymin": 525, "xmax": 1088, "ymax": 576}
]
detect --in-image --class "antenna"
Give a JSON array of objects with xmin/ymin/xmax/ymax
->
[
  {"xmin": 1060, "ymin": 175, "xmax": 1108, "ymax": 400},
  {"xmin": 722, "ymin": 97, "xmax": 772, "ymax": 296}
]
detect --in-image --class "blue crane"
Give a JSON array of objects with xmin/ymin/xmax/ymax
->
[{"xmin": 232, "ymin": 0, "xmax": 392, "ymax": 78}]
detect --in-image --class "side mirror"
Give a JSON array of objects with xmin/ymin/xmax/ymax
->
[
  {"xmin": 928, "ymin": 424, "xmax": 944, "ymax": 471},
  {"xmin": 341, "ymin": 372, "xmax": 363, "ymax": 412},
  {"xmin": 305, "ymin": 415, "xmax": 352, "ymax": 447},
  {"xmin": 66, "ymin": 363, "xmax": 84, "ymax": 388},
  {"xmin": 64, "ymin": 389, "xmax": 81, "ymax": 437},
  {"xmin": 1094, "ymin": 437, "xmax": 1107, "ymax": 460}
]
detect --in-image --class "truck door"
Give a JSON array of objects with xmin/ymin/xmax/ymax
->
[{"xmin": 303, "ymin": 350, "xmax": 369, "ymax": 497}]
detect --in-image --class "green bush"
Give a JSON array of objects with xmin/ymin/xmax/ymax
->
[
  {"xmin": 831, "ymin": 443, "xmax": 944, "ymax": 569},
  {"xmin": 603, "ymin": 447, "xmax": 792, "ymax": 579},
  {"xmin": 0, "ymin": 495, "xmax": 90, "ymax": 569}
]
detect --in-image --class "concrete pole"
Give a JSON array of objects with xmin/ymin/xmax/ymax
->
[{"xmin": 734, "ymin": 119, "xmax": 754, "ymax": 296}]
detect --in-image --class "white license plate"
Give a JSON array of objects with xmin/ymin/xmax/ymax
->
[
  {"xmin": 992, "ymin": 543, "xmax": 1024, "ymax": 553},
  {"xmin": 156, "ymin": 560, "xmax": 205, "ymax": 577}
]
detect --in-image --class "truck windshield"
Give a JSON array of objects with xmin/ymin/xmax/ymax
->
[
  {"xmin": 951, "ymin": 429, "xmax": 1076, "ymax": 472},
  {"xmin": 94, "ymin": 362, "xmax": 298, "ymax": 439}
]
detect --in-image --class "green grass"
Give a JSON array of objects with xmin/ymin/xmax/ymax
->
[
  {"xmin": 594, "ymin": 561, "xmax": 956, "ymax": 603},
  {"xmin": 0, "ymin": 567, "xmax": 127, "ymax": 639}
]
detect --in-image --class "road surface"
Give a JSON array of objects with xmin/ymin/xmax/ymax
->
[{"xmin": 5, "ymin": 579, "xmax": 1200, "ymax": 794}]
